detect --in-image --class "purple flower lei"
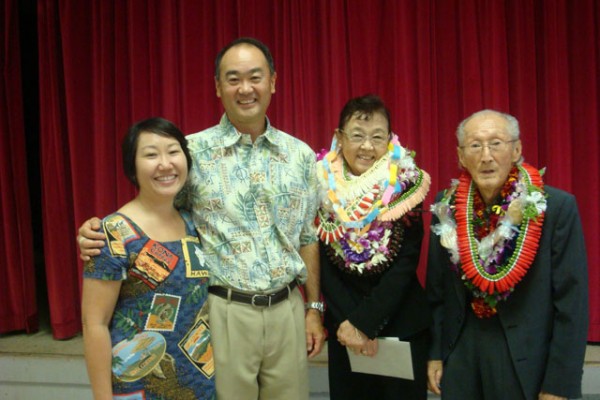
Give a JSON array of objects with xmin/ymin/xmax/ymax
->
[{"xmin": 327, "ymin": 219, "xmax": 399, "ymax": 275}]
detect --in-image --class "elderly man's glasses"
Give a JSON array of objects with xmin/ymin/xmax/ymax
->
[
  {"xmin": 460, "ymin": 139, "xmax": 518, "ymax": 155},
  {"xmin": 341, "ymin": 130, "xmax": 390, "ymax": 147}
]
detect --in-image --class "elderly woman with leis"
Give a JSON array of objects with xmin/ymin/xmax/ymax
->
[{"xmin": 315, "ymin": 95, "xmax": 432, "ymax": 399}]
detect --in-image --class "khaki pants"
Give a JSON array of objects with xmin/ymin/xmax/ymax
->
[{"xmin": 208, "ymin": 287, "xmax": 309, "ymax": 400}]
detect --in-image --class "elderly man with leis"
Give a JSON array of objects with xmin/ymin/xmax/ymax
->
[
  {"xmin": 316, "ymin": 95, "xmax": 432, "ymax": 400},
  {"xmin": 426, "ymin": 109, "xmax": 588, "ymax": 400}
]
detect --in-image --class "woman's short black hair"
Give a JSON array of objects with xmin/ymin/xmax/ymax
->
[
  {"xmin": 337, "ymin": 94, "xmax": 391, "ymax": 133},
  {"xmin": 121, "ymin": 117, "xmax": 192, "ymax": 187}
]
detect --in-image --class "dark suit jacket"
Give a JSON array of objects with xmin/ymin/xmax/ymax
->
[
  {"xmin": 426, "ymin": 185, "xmax": 589, "ymax": 399},
  {"xmin": 321, "ymin": 212, "xmax": 431, "ymax": 341}
]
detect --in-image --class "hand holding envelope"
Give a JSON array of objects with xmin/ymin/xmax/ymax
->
[
  {"xmin": 337, "ymin": 320, "xmax": 368, "ymax": 354},
  {"xmin": 359, "ymin": 338, "xmax": 379, "ymax": 357},
  {"xmin": 347, "ymin": 337, "xmax": 414, "ymax": 380}
]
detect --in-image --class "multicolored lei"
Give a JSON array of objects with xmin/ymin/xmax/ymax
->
[{"xmin": 316, "ymin": 134, "xmax": 430, "ymax": 275}]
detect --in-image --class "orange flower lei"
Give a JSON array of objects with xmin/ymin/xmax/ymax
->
[{"xmin": 432, "ymin": 163, "xmax": 546, "ymax": 318}]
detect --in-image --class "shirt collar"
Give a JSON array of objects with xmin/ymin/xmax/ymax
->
[{"xmin": 219, "ymin": 113, "xmax": 283, "ymax": 147}]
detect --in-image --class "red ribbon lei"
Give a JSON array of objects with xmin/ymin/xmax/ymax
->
[{"xmin": 454, "ymin": 163, "xmax": 545, "ymax": 316}]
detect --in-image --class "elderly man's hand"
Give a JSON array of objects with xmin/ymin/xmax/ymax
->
[
  {"xmin": 427, "ymin": 360, "xmax": 443, "ymax": 395},
  {"xmin": 538, "ymin": 392, "xmax": 566, "ymax": 400}
]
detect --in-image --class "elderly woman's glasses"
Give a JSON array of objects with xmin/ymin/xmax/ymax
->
[
  {"xmin": 460, "ymin": 139, "xmax": 517, "ymax": 155},
  {"xmin": 341, "ymin": 130, "xmax": 390, "ymax": 147}
]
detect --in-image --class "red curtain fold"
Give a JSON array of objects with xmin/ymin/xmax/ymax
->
[
  {"xmin": 0, "ymin": 0, "xmax": 37, "ymax": 334},
  {"xmin": 36, "ymin": 0, "xmax": 600, "ymax": 341},
  {"xmin": 37, "ymin": 0, "xmax": 81, "ymax": 339}
]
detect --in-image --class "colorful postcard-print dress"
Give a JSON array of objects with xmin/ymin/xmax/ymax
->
[{"xmin": 83, "ymin": 210, "xmax": 215, "ymax": 400}]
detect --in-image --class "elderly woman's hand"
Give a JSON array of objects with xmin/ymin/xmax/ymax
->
[
  {"xmin": 358, "ymin": 338, "xmax": 378, "ymax": 357},
  {"xmin": 336, "ymin": 320, "xmax": 368, "ymax": 350}
]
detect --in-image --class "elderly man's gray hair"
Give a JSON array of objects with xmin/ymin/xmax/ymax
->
[{"xmin": 456, "ymin": 109, "xmax": 520, "ymax": 145}]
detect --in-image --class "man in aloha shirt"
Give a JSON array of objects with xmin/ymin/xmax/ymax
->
[{"xmin": 172, "ymin": 37, "xmax": 325, "ymax": 400}]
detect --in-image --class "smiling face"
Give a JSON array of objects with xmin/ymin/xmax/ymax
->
[
  {"xmin": 336, "ymin": 111, "xmax": 390, "ymax": 176},
  {"xmin": 215, "ymin": 44, "xmax": 277, "ymax": 138},
  {"xmin": 135, "ymin": 132, "xmax": 188, "ymax": 200},
  {"xmin": 458, "ymin": 113, "xmax": 522, "ymax": 204}
]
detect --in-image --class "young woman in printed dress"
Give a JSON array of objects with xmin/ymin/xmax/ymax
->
[{"xmin": 82, "ymin": 118, "xmax": 215, "ymax": 400}]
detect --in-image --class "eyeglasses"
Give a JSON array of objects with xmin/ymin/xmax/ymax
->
[
  {"xmin": 460, "ymin": 139, "xmax": 518, "ymax": 155},
  {"xmin": 340, "ymin": 130, "xmax": 390, "ymax": 147}
]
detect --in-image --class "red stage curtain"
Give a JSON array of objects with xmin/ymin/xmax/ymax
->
[
  {"xmin": 0, "ymin": 0, "xmax": 37, "ymax": 334},
  {"xmin": 36, "ymin": 0, "xmax": 600, "ymax": 340}
]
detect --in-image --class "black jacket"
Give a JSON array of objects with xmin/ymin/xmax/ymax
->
[
  {"xmin": 426, "ymin": 186, "xmax": 589, "ymax": 399},
  {"xmin": 321, "ymin": 212, "xmax": 431, "ymax": 340}
]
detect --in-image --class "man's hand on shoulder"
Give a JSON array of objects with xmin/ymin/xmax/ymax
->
[{"xmin": 77, "ymin": 217, "xmax": 106, "ymax": 261}]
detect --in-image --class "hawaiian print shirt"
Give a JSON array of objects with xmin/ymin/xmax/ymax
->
[{"xmin": 181, "ymin": 114, "xmax": 319, "ymax": 292}]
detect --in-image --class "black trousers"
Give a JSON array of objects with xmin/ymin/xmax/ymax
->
[{"xmin": 441, "ymin": 311, "xmax": 527, "ymax": 400}]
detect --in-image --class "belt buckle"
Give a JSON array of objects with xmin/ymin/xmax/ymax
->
[{"xmin": 251, "ymin": 294, "xmax": 272, "ymax": 307}]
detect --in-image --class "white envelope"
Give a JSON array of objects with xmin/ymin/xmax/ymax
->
[{"xmin": 347, "ymin": 337, "xmax": 413, "ymax": 380}]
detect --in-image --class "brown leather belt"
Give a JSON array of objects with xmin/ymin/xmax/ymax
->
[{"xmin": 208, "ymin": 281, "xmax": 297, "ymax": 307}]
